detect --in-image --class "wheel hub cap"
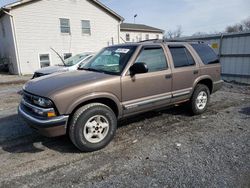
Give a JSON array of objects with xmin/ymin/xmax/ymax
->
[
  {"xmin": 196, "ymin": 91, "xmax": 208, "ymax": 110},
  {"xmin": 84, "ymin": 115, "xmax": 109, "ymax": 144}
]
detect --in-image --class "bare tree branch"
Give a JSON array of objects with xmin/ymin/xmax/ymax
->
[{"xmin": 165, "ymin": 25, "xmax": 183, "ymax": 39}]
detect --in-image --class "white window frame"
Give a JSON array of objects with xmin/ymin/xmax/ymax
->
[
  {"xmin": 38, "ymin": 53, "xmax": 51, "ymax": 68},
  {"xmin": 145, "ymin": 34, "xmax": 149, "ymax": 40},
  {"xmin": 81, "ymin": 20, "xmax": 91, "ymax": 35},
  {"xmin": 59, "ymin": 18, "xmax": 71, "ymax": 34}
]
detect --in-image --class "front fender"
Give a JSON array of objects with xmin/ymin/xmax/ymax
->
[{"xmin": 64, "ymin": 92, "xmax": 123, "ymax": 117}]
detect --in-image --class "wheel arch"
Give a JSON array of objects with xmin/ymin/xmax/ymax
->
[
  {"xmin": 66, "ymin": 93, "xmax": 122, "ymax": 118},
  {"xmin": 193, "ymin": 76, "xmax": 213, "ymax": 94}
]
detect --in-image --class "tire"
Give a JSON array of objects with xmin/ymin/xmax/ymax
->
[
  {"xmin": 69, "ymin": 103, "xmax": 117, "ymax": 152},
  {"xmin": 190, "ymin": 84, "xmax": 210, "ymax": 115}
]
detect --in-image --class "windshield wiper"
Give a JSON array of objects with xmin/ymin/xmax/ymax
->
[
  {"xmin": 79, "ymin": 67, "xmax": 105, "ymax": 73},
  {"xmin": 79, "ymin": 67, "xmax": 119, "ymax": 75}
]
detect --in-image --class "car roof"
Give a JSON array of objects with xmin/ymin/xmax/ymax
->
[{"xmin": 138, "ymin": 39, "xmax": 205, "ymax": 45}]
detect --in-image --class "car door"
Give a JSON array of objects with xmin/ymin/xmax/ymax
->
[
  {"xmin": 121, "ymin": 44, "xmax": 172, "ymax": 116},
  {"xmin": 167, "ymin": 44, "xmax": 200, "ymax": 102}
]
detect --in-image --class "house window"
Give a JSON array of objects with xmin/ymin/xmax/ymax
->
[
  {"xmin": 126, "ymin": 33, "xmax": 130, "ymax": 41},
  {"xmin": 82, "ymin": 20, "xmax": 91, "ymax": 35},
  {"xmin": 156, "ymin": 34, "xmax": 159, "ymax": 39},
  {"xmin": 145, "ymin": 34, "xmax": 149, "ymax": 40},
  {"xmin": 39, "ymin": 54, "xmax": 50, "ymax": 68},
  {"xmin": 1, "ymin": 21, "xmax": 5, "ymax": 37},
  {"xmin": 60, "ymin": 18, "xmax": 70, "ymax": 34},
  {"xmin": 63, "ymin": 53, "xmax": 72, "ymax": 60}
]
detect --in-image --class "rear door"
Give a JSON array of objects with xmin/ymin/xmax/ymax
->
[
  {"xmin": 121, "ymin": 44, "xmax": 172, "ymax": 116},
  {"xmin": 167, "ymin": 44, "xmax": 200, "ymax": 102}
]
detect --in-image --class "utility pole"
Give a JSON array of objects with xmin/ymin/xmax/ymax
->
[{"xmin": 134, "ymin": 14, "xmax": 138, "ymax": 24}]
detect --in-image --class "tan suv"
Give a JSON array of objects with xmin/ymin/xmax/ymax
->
[{"xmin": 18, "ymin": 40, "xmax": 223, "ymax": 151}]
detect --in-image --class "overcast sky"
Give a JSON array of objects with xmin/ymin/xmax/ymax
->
[{"xmin": 1, "ymin": 0, "xmax": 250, "ymax": 36}]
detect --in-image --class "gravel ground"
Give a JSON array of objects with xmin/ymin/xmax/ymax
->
[
  {"xmin": 0, "ymin": 82, "xmax": 249, "ymax": 188},
  {"xmin": 0, "ymin": 74, "xmax": 31, "ymax": 85}
]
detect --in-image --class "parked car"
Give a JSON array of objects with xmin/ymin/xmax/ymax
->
[
  {"xmin": 19, "ymin": 40, "xmax": 223, "ymax": 152},
  {"xmin": 32, "ymin": 53, "xmax": 94, "ymax": 78}
]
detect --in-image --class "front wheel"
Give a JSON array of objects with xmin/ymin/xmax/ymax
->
[
  {"xmin": 190, "ymin": 84, "xmax": 210, "ymax": 115},
  {"xmin": 69, "ymin": 103, "xmax": 117, "ymax": 152}
]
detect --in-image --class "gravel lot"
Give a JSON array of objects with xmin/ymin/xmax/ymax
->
[{"xmin": 0, "ymin": 82, "xmax": 249, "ymax": 188}]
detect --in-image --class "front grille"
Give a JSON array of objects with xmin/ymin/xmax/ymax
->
[
  {"xmin": 21, "ymin": 92, "xmax": 55, "ymax": 118},
  {"xmin": 20, "ymin": 103, "xmax": 47, "ymax": 119},
  {"xmin": 21, "ymin": 102, "xmax": 33, "ymax": 115},
  {"xmin": 23, "ymin": 92, "xmax": 38, "ymax": 105}
]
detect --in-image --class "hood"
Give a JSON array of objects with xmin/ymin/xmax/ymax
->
[
  {"xmin": 24, "ymin": 71, "xmax": 115, "ymax": 97},
  {"xmin": 35, "ymin": 66, "xmax": 67, "ymax": 75}
]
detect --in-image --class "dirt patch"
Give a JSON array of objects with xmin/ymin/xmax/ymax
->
[{"xmin": 0, "ymin": 74, "xmax": 31, "ymax": 86}]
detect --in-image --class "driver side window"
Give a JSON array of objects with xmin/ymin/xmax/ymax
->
[{"xmin": 135, "ymin": 47, "xmax": 168, "ymax": 73}]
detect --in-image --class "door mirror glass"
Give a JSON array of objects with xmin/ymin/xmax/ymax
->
[{"xmin": 129, "ymin": 62, "xmax": 148, "ymax": 75}]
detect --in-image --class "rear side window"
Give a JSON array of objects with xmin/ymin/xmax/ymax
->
[
  {"xmin": 169, "ymin": 46, "xmax": 195, "ymax": 68},
  {"xmin": 135, "ymin": 47, "xmax": 168, "ymax": 72},
  {"xmin": 191, "ymin": 44, "xmax": 219, "ymax": 65}
]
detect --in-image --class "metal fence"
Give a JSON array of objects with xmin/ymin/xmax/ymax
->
[{"xmin": 182, "ymin": 31, "xmax": 250, "ymax": 84}]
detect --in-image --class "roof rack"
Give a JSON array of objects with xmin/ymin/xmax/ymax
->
[
  {"xmin": 139, "ymin": 39, "xmax": 205, "ymax": 44},
  {"xmin": 165, "ymin": 39, "xmax": 205, "ymax": 43},
  {"xmin": 139, "ymin": 39, "xmax": 164, "ymax": 43}
]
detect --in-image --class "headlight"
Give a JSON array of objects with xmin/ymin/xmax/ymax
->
[{"xmin": 33, "ymin": 97, "xmax": 53, "ymax": 108}]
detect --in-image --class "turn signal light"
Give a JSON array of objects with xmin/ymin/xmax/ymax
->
[{"xmin": 47, "ymin": 112, "xmax": 56, "ymax": 117}]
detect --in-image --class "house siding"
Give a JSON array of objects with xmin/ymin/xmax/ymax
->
[
  {"xmin": 120, "ymin": 31, "xmax": 163, "ymax": 43},
  {"xmin": 0, "ymin": 15, "xmax": 18, "ymax": 74},
  {"xmin": 10, "ymin": 0, "xmax": 120, "ymax": 74}
]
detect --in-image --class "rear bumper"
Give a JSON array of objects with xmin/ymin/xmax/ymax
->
[
  {"xmin": 18, "ymin": 105, "xmax": 69, "ymax": 137},
  {"xmin": 213, "ymin": 80, "xmax": 224, "ymax": 93}
]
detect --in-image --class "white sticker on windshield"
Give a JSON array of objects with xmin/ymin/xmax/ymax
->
[{"xmin": 115, "ymin": 48, "xmax": 130, "ymax": 54}]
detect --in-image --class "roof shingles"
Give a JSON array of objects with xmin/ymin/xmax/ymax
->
[
  {"xmin": 2, "ymin": 0, "xmax": 124, "ymax": 21},
  {"xmin": 121, "ymin": 23, "xmax": 164, "ymax": 33}
]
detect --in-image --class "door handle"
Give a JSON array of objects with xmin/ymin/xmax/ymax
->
[
  {"xmin": 193, "ymin": 70, "xmax": 199, "ymax": 75},
  {"xmin": 165, "ymin": 74, "xmax": 172, "ymax": 79}
]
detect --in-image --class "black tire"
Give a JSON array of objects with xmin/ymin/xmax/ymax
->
[
  {"xmin": 190, "ymin": 84, "xmax": 210, "ymax": 115},
  {"xmin": 69, "ymin": 103, "xmax": 117, "ymax": 152}
]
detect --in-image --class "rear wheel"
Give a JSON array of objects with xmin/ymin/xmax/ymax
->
[
  {"xmin": 190, "ymin": 84, "xmax": 210, "ymax": 115},
  {"xmin": 69, "ymin": 103, "xmax": 117, "ymax": 152}
]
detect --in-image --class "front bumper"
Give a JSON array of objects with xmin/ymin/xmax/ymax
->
[{"xmin": 18, "ymin": 105, "xmax": 69, "ymax": 137}]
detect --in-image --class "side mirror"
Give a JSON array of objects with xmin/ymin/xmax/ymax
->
[{"xmin": 129, "ymin": 62, "xmax": 148, "ymax": 75}]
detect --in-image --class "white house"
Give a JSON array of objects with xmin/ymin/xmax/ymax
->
[
  {"xmin": 120, "ymin": 23, "xmax": 164, "ymax": 43},
  {"xmin": 0, "ymin": 0, "xmax": 124, "ymax": 75}
]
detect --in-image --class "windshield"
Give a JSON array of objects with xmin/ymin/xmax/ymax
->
[
  {"xmin": 64, "ymin": 54, "xmax": 89, "ymax": 67},
  {"xmin": 80, "ymin": 46, "xmax": 137, "ymax": 75}
]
